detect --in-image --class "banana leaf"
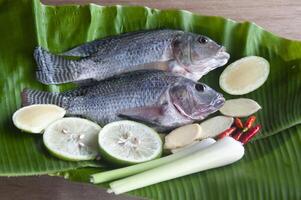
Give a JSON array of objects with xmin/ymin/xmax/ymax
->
[{"xmin": 0, "ymin": 0, "xmax": 300, "ymax": 199}]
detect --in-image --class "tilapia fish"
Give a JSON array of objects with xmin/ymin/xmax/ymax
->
[
  {"xmin": 34, "ymin": 29, "xmax": 229, "ymax": 85},
  {"xmin": 22, "ymin": 71, "xmax": 225, "ymax": 131}
]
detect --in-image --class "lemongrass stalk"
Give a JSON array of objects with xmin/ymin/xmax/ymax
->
[
  {"xmin": 90, "ymin": 138, "xmax": 216, "ymax": 184},
  {"xmin": 109, "ymin": 137, "xmax": 244, "ymax": 194}
]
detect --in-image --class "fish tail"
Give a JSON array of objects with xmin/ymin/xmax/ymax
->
[
  {"xmin": 21, "ymin": 88, "xmax": 69, "ymax": 108},
  {"xmin": 34, "ymin": 47, "xmax": 79, "ymax": 84}
]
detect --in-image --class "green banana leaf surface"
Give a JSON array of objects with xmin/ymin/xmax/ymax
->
[{"xmin": 0, "ymin": 0, "xmax": 300, "ymax": 199}]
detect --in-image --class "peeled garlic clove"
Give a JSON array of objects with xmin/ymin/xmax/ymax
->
[
  {"xmin": 199, "ymin": 116, "xmax": 234, "ymax": 138},
  {"xmin": 220, "ymin": 98, "xmax": 261, "ymax": 117},
  {"xmin": 164, "ymin": 124, "xmax": 202, "ymax": 149}
]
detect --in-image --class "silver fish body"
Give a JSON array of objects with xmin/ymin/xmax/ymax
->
[
  {"xmin": 22, "ymin": 71, "xmax": 225, "ymax": 131},
  {"xmin": 34, "ymin": 29, "xmax": 229, "ymax": 85}
]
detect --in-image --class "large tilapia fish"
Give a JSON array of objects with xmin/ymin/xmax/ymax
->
[
  {"xmin": 34, "ymin": 29, "xmax": 229, "ymax": 85},
  {"xmin": 22, "ymin": 71, "xmax": 225, "ymax": 131}
]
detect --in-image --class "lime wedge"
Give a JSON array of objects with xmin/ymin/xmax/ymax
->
[
  {"xmin": 12, "ymin": 104, "xmax": 66, "ymax": 134},
  {"xmin": 98, "ymin": 120, "xmax": 162, "ymax": 165},
  {"xmin": 43, "ymin": 117, "xmax": 101, "ymax": 161}
]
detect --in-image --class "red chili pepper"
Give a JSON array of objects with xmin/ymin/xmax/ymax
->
[
  {"xmin": 239, "ymin": 125, "xmax": 261, "ymax": 144},
  {"xmin": 234, "ymin": 118, "xmax": 244, "ymax": 129},
  {"xmin": 218, "ymin": 127, "xmax": 237, "ymax": 139},
  {"xmin": 243, "ymin": 115, "xmax": 256, "ymax": 132},
  {"xmin": 232, "ymin": 131, "xmax": 243, "ymax": 141}
]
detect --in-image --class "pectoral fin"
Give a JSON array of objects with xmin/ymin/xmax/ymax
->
[{"xmin": 119, "ymin": 106, "xmax": 164, "ymax": 125}]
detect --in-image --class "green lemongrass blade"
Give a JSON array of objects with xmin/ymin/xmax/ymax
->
[
  {"xmin": 91, "ymin": 139, "xmax": 215, "ymax": 184},
  {"xmin": 59, "ymin": 125, "xmax": 301, "ymax": 199},
  {"xmin": 109, "ymin": 137, "xmax": 244, "ymax": 194},
  {"xmin": 130, "ymin": 125, "xmax": 301, "ymax": 199}
]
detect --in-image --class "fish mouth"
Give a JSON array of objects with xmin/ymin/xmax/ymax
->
[
  {"xmin": 210, "ymin": 95, "xmax": 225, "ymax": 109},
  {"xmin": 215, "ymin": 47, "xmax": 230, "ymax": 65},
  {"xmin": 196, "ymin": 95, "xmax": 225, "ymax": 116},
  {"xmin": 187, "ymin": 46, "xmax": 230, "ymax": 75},
  {"xmin": 217, "ymin": 52, "xmax": 230, "ymax": 60},
  {"xmin": 219, "ymin": 46, "xmax": 226, "ymax": 52}
]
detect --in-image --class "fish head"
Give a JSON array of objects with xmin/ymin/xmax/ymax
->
[
  {"xmin": 173, "ymin": 33, "xmax": 230, "ymax": 79},
  {"xmin": 169, "ymin": 80, "xmax": 225, "ymax": 120}
]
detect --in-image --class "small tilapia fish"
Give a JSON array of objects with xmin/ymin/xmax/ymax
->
[
  {"xmin": 34, "ymin": 29, "xmax": 229, "ymax": 85},
  {"xmin": 22, "ymin": 71, "xmax": 225, "ymax": 131}
]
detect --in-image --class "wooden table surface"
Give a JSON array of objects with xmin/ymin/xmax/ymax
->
[
  {"xmin": 1, "ymin": 1, "xmax": 300, "ymax": 200},
  {"xmin": 44, "ymin": 0, "xmax": 301, "ymax": 40}
]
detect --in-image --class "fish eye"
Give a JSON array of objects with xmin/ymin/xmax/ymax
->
[
  {"xmin": 195, "ymin": 84, "xmax": 205, "ymax": 92},
  {"xmin": 198, "ymin": 36, "xmax": 208, "ymax": 44}
]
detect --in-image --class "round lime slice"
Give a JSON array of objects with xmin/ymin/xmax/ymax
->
[
  {"xmin": 98, "ymin": 120, "xmax": 162, "ymax": 165},
  {"xmin": 43, "ymin": 117, "xmax": 101, "ymax": 161}
]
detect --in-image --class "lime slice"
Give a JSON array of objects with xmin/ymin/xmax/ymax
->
[
  {"xmin": 43, "ymin": 117, "xmax": 101, "ymax": 161},
  {"xmin": 12, "ymin": 104, "xmax": 66, "ymax": 134},
  {"xmin": 219, "ymin": 56, "xmax": 270, "ymax": 95},
  {"xmin": 98, "ymin": 120, "xmax": 162, "ymax": 165}
]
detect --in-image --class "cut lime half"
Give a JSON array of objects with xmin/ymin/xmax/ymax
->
[
  {"xmin": 98, "ymin": 120, "xmax": 162, "ymax": 165},
  {"xmin": 43, "ymin": 117, "xmax": 101, "ymax": 161},
  {"xmin": 12, "ymin": 104, "xmax": 66, "ymax": 134}
]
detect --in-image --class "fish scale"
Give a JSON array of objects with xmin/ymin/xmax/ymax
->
[
  {"xmin": 67, "ymin": 72, "xmax": 175, "ymax": 125},
  {"xmin": 22, "ymin": 71, "xmax": 224, "ymax": 131},
  {"xmin": 34, "ymin": 29, "xmax": 229, "ymax": 84},
  {"xmin": 83, "ymin": 34, "xmax": 174, "ymax": 74}
]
